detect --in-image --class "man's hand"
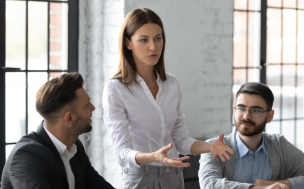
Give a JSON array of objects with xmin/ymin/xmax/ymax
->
[
  {"xmin": 254, "ymin": 179, "xmax": 292, "ymax": 188},
  {"xmin": 210, "ymin": 133, "xmax": 234, "ymax": 162},
  {"xmin": 251, "ymin": 182, "xmax": 290, "ymax": 189},
  {"xmin": 154, "ymin": 143, "xmax": 190, "ymax": 167}
]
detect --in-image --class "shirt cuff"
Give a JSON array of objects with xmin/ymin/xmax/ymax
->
[
  {"xmin": 126, "ymin": 149, "xmax": 140, "ymax": 168},
  {"xmin": 181, "ymin": 137, "xmax": 198, "ymax": 155},
  {"xmin": 288, "ymin": 178, "xmax": 295, "ymax": 186}
]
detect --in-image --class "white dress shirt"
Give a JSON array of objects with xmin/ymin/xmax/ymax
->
[
  {"xmin": 43, "ymin": 123, "xmax": 77, "ymax": 189},
  {"xmin": 102, "ymin": 73, "xmax": 197, "ymax": 168}
]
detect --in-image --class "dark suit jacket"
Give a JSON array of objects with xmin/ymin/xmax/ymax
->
[{"xmin": 0, "ymin": 122, "xmax": 114, "ymax": 189}]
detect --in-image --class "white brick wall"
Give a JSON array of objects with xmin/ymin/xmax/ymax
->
[
  {"xmin": 78, "ymin": 0, "xmax": 124, "ymax": 188},
  {"xmin": 79, "ymin": 0, "xmax": 234, "ymax": 188}
]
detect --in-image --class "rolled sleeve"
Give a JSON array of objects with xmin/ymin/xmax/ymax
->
[
  {"xmin": 126, "ymin": 150, "xmax": 140, "ymax": 168},
  {"xmin": 181, "ymin": 137, "xmax": 197, "ymax": 155}
]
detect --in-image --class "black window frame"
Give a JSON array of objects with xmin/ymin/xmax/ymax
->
[
  {"xmin": 0, "ymin": 0, "xmax": 79, "ymax": 180},
  {"xmin": 233, "ymin": 0, "xmax": 304, "ymax": 147}
]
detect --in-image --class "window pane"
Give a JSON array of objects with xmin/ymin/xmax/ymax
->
[
  {"xmin": 282, "ymin": 120, "xmax": 295, "ymax": 145},
  {"xmin": 234, "ymin": 12, "xmax": 247, "ymax": 67},
  {"xmin": 5, "ymin": 1, "xmax": 26, "ymax": 70},
  {"xmin": 283, "ymin": 0, "xmax": 296, "ymax": 8},
  {"xmin": 49, "ymin": 72, "xmax": 65, "ymax": 80},
  {"xmin": 28, "ymin": 73, "xmax": 48, "ymax": 133},
  {"xmin": 234, "ymin": 69, "xmax": 247, "ymax": 85},
  {"xmin": 266, "ymin": 120, "xmax": 280, "ymax": 134},
  {"xmin": 6, "ymin": 73, "xmax": 26, "ymax": 143},
  {"xmin": 268, "ymin": 0, "xmax": 281, "ymax": 7},
  {"xmin": 298, "ymin": 11, "xmax": 304, "ymax": 63},
  {"xmin": 234, "ymin": 0, "xmax": 247, "ymax": 10},
  {"xmin": 28, "ymin": 2, "xmax": 48, "ymax": 70},
  {"xmin": 282, "ymin": 65, "xmax": 296, "ymax": 119},
  {"xmin": 50, "ymin": 3, "xmax": 68, "ymax": 70},
  {"xmin": 267, "ymin": 9, "xmax": 282, "ymax": 63},
  {"xmin": 248, "ymin": 12, "xmax": 261, "ymax": 67},
  {"xmin": 248, "ymin": 68, "xmax": 260, "ymax": 82},
  {"xmin": 6, "ymin": 144, "xmax": 15, "ymax": 161},
  {"xmin": 283, "ymin": 9, "xmax": 296, "ymax": 64},
  {"xmin": 267, "ymin": 65, "xmax": 281, "ymax": 120},
  {"xmin": 248, "ymin": 0, "xmax": 261, "ymax": 11},
  {"xmin": 299, "ymin": 0, "xmax": 304, "ymax": 9},
  {"xmin": 297, "ymin": 66, "xmax": 304, "ymax": 118},
  {"xmin": 296, "ymin": 120, "xmax": 304, "ymax": 151}
]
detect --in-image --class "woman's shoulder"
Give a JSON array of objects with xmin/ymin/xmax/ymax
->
[
  {"xmin": 165, "ymin": 72, "xmax": 180, "ymax": 84},
  {"xmin": 104, "ymin": 78, "xmax": 124, "ymax": 90}
]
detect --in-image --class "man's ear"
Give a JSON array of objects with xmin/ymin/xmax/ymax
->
[
  {"xmin": 266, "ymin": 110, "xmax": 274, "ymax": 123},
  {"xmin": 64, "ymin": 111, "xmax": 74, "ymax": 127}
]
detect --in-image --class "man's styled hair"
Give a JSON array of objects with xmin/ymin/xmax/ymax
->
[
  {"xmin": 236, "ymin": 82, "xmax": 274, "ymax": 110},
  {"xmin": 36, "ymin": 72, "xmax": 84, "ymax": 120}
]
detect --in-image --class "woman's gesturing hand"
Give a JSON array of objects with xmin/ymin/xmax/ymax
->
[
  {"xmin": 154, "ymin": 143, "xmax": 191, "ymax": 167},
  {"xmin": 210, "ymin": 133, "xmax": 234, "ymax": 162}
]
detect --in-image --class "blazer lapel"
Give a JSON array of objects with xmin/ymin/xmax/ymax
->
[
  {"xmin": 266, "ymin": 136, "xmax": 281, "ymax": 180},
  {"xmin": 36, "ymin": 121, "xmax": 68, "ymax": 179}
]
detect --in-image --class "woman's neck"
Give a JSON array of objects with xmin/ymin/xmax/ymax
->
[{"xmin": 136, "ymin": 64, "xmax": 156, "ymax": 83}]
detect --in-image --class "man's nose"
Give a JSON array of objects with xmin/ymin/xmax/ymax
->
[{"xmin": 243, "ymin": 110, "xmax": 252, "ymax": 119}]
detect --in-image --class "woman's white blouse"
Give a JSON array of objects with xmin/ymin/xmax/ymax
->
[{"xmin": 102, "ymin": 73, "xmax": 197, "ymax": 168}]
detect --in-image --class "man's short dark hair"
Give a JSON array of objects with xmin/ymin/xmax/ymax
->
[
  {"xmin": 236, "ymin": 82, "xmax": 274, "ymax": 110},
  {"xmin": 36, "ymin": 72, "xmax": 84, "ymax": 120}
]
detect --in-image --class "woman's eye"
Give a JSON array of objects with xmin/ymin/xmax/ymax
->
[
  {"xmin": 156, "ymin": 37, "xmax": 162, "ymax": 41},
  {"xmin": 140, "ymin": 39, "xmax": 147, "ymax": 42}
]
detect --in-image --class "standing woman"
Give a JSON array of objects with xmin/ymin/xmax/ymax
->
[{"xmin": 102, "ymin": 8, "xmax": 234, "ymax": 189}]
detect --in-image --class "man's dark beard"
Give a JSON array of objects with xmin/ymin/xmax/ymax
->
[
  {"xmin": 74, "ymin": 114, "xmax": 92, "ymax": 134},
  {"xmin": 235, "ymin": 117, "xmax": 267, "ymax": 136}
]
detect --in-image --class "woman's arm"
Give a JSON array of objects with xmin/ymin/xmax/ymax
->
[{"xmin": 190, "ymin": 134, "xmax": 234, "ymax": 162}]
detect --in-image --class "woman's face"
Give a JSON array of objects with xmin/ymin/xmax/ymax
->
[{"xmin": 126, "ymin": 23, "xmax": 163, "ymax": 69}]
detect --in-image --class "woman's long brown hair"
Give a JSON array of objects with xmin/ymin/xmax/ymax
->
[{"xmin": 112, "ymin": 8, "xmax": 167, "ymax": 86}]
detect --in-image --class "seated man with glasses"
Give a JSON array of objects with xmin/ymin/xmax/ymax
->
[{"xmin": 199, "ymin": 82, "xmax": 304, "ymax": 189}]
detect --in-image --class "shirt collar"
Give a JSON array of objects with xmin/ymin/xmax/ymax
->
[
  {"xmin": 136, "ymin": 72, "xmax": 160, "ymax": 82},
  {"xmin": 235, "ymin": 130, "xmax": 268, "ymax": 158},
  {"xmin": 43, "ymin": 122, "xmax": 77, "ymax": 156}
]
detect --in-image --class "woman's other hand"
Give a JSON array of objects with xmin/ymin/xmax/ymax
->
[{"xmin": 154, "ymin": 143, "xmax": 191, "ymax": 167}]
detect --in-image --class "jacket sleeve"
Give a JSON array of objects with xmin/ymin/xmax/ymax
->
[
  {"xmin": 199, "ymin": 141, "xmax": 253, "ymax": 189},
  {"xmin": 281, "ymin": 136, "xmax": 304, "ymax": 185},
  {"xmin": 8, "ymin": 144, "xmax": 52, "ymax": 189},
  {"xmin": 81, "ymin": 143, "xmax": 114, "ymax": 189}
]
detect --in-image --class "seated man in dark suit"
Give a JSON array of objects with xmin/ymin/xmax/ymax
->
[{"xmin": 1, "ymin": 73, "xmax": 114, "ymax": 189}]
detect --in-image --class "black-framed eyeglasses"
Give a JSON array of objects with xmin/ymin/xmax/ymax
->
[{"xmin": 234, "ymin": 107, "xmax": 270, "ymax": 118}]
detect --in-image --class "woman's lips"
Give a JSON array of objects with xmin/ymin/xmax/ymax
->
[{"xmin": 149, "ymin": 54, "xmax": 158, "ymax": 58}]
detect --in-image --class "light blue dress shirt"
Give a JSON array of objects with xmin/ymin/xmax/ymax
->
[{"xmin": 233, "ymin": 130, "xmax": 273, "ymax": 184}]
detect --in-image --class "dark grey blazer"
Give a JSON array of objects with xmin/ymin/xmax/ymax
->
[
  {"xmin": 199, "ymin": 130, "xmax": 304, "ymax": 189},
  {"xmin": 0, "ymin": 121, "xmax": 114, "ymax": 189}
]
